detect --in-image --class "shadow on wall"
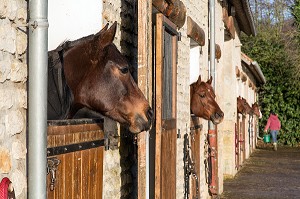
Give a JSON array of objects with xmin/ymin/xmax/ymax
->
[{"xmin": 120, "ymin": 0, "xmax": 139, "ymax": 198}]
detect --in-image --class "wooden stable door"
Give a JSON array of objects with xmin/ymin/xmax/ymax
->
[
  {"xmin": 154, "ymin": 13, "xmax": 178, "ymax": 199},
  {"xmin": 46, "ymin": 119, "xmax": 104, "ymax": 199}
]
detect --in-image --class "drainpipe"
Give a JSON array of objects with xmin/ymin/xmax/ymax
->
[
  {"xmin": 208, "ymin": 0, "xmax": 218, "ymax": 196},
  {"xmin": 28, "ymin": 0, "xmax": 48, "ymax": 198}
]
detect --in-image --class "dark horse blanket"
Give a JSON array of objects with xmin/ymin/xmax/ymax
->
[
  {"xmin": 48, "ymin": 40, "xmax": 105, "ymax": 120},
  {"xmin": 47, "ymin": 45, "xmax": 73, "ymax": 120}
]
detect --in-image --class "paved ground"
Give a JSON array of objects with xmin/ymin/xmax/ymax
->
[{"xmin": 221, "ymin": 144, "xmax": 300, "ymax": 199}]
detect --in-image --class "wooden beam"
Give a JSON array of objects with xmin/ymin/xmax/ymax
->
[
  {"xmin": 222, "ymin": 7, "xmax": 235, "ymax": 39},
  {"xmin": 236, "ymin": 66, "xmax": 241, "ymax": 77},
  {"xmin": 153, "ymin": 0, "xmax": 168, "ymax": 13},
  {"xmin": 165, "ymin": 0, "xmax": 186, "ymax": 28},
  {"xmin": 138, "ymin": 1, "xmax": 152, "ymax": 199},
  {"xmin": 248, "ymin": 81, "xmax": 253, "ymax": 88},
  {"xmin": 208, "ymin": 42, "xmax": 222, "ymax": 60},
  {"xmin": 187, "ymin": 16, "xmax": 205, "ymax": 46},
  {"xmin": 241, "ymin": 72, "xmax": 247, "ymax": 82},
  {"xmin": 152, "ymin": 0, "xmax": 186, "ymax": 28},
  {"xmin": 215, "ymin": 44, "xmax": 221, "ymax": 60}
]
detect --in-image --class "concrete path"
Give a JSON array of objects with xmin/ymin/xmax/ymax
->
[{"xmin": 221, "ymin": 146, "xmax": 300, "ymax": 199}]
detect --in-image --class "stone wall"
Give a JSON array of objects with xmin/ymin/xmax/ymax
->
[
  {"xmin": 0, "ymin": 1, "xmax": 260, "ymax": 198},
  {"xmin": 179, "ymin": 1, "xmax": 210, "ymax": 198},
  {"xmin": 0, "ymin": 0, "xmax": 27, "ymax": 198},
  {"xmin": 102, "ymin": 0, "xmax": 139, "ymax": 198}
]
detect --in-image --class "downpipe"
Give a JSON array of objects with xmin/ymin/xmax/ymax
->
[
  {"xmin": 28, "ymin": 0, "xmax": 49, "ymax": 198},
  {"xmin": 208, "ymin": 0, "xmax": 218, "ymax": 196}
]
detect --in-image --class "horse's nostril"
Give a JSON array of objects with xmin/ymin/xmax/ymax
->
[
  {"xmin": 220, "ymin": 112, "xmax": 224, "ymax": 117},
  {"xmin": 147, "ymin": 108, "xmax": 154, "ymax": 121},
  {"xmin": 215, "ymin": 112, "xmax": 224, "ymax": 119}
]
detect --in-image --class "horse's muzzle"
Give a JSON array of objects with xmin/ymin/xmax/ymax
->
[
  {"xmin": 146, "ymin": 108, "xmax": 154, "ymax": 123},
  {"xmin": 211, "ymin": 111, "xmax": 224, "ymax": 125},
  {"xmin": 130, "ymin": 107, "xmax": 153, "ymax": 133},
  {"xmin": 142, "ymin": 107, "xmax": 154, "ymax": 131}
]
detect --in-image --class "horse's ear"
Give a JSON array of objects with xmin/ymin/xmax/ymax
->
[
  {"xmin": 196, "ymin": 75, "xmax": 202, "ymax": 85},
  {"xmin": 95, "ymin": 23, "xmax": 109, "ymax": 37},
  {"xmin": 207, "ymin": 76, "xmax": 213, "ymax": 84},
  {"xmin": 98, "ymin": 21, "xmax": 117, "ymax": 48}
]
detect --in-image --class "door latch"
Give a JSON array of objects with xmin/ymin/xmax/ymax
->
[{"xmin": 47, "ymin": 157, "xmax": 60, "ymax": 191}]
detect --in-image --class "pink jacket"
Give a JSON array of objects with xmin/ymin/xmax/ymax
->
[{"xmin": 264, "ymin": 114, "xmax": 281, "ymax": 131}]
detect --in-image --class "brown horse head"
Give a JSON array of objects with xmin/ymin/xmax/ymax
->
[
  {"xmin": 251, "ymin": 102, "xmax": 262, "ymax": 118},
  {"xmin": 190, "ymin": 75, "xmax": 224, "ymax": 124},
  {"xmin": 61, "ymin": 22, "xmax": 153, "ymax": 133},
  {"xmin": 237, "ymin": 96, "xmax": 252, "ymax": 116}
]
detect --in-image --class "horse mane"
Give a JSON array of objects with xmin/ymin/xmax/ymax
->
[{"xmin": 59, "ymin": 34, "xmax": 96, "ymax": 52}]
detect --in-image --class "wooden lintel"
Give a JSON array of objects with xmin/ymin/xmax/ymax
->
[
  {"xmin": 208, "ymin": 42, "xmax": 222, "ymax": 59},
  {"xmin": 226, "ymin": 16, "xmax": 236, "ymax": 39},
  {"xmin": 241, "ymin": 72, "xmax": 247, "ymax": 82},
  {"xmin": 222, "ymin": 7, "xmax": 228, "ymax": 20},
  {"xmin": 236, "ymin": 66, "xmax": 241, "ymax": 77},
  {"xmin": 187, "ymin": 16, "xmax": 205, "ymax": 46},
  {"xmin": 215, "ymin": 44, "xmax": 221, "ymax": 59},
  {"xmin": 248, "ymin": 81, "xmax": 253, "ymax": 88},
  {"xmin": 222, "ymin": 7, "xmax": 235, "ymax": 39},
  {"xmin": 153, "ymin": 0, "xmax": 186, "ymax": 28},
  {"xmin": 153, "ymin": 0, "xmax": 168, "ymax": 13}
]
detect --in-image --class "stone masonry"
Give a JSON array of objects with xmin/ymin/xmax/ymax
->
[
  {"xmin": 0, "ymin": 0, "xmax": 28, "ymax": 198},
  {"xmin": 0, "ymin": 0, "xmax": 261, "ymax": 198}
]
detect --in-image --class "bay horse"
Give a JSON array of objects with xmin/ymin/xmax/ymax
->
[
  {"xmin": 237, "ymin": 96, "xmax": 252, "ymax": 116},
  {"xmin": 190, "ymin": 75, "xmax": 224, "ymax": 124},
  {"xmin": 251, "ymin": 102, "xmax": 262, "ymax": 118},
  {"xmin": 47, "ymin": 22, "xmax": 153, "ymax": 133}
]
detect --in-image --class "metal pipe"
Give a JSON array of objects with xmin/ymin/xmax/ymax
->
[
  {"xmin": 209, "ymin": 0, "xmax": 216, "ymax": 130},
  {"xmin": 208, "ymin": 0, "xmax": 218, "ymax": 196},
  {"xmin": 28, "ymin": 0, "xmax": 49, "ymax": 198}
]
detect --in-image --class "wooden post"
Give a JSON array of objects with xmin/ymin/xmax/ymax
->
[
  {"xmin": 187, "ymin": 16, "xmax": 205, "ymax": 46},
  {"xmin": 138, "ymin": 1, "xmax": 152, "ymax": 199}
]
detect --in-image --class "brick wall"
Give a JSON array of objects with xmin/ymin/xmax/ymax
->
[{"xmin": 0, "ymin": 0, "xmax": 27, "ymax": 198}]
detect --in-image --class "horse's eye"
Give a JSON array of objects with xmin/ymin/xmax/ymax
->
[
  {"xmin": 199, "ymin": 93, "xmax": 206, "ymax": 98},
  {"xmin": 120, "ymin": 67, "xmax": 129, "ymax": 74}
]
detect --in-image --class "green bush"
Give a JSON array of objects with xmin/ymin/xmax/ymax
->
[{"xmin": 241, "ymin": 27, "xmax": 300, "ymax": 147}]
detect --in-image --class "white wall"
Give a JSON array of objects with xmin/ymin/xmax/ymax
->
[{"xmin": 48, "ymin": 0, "xmax": 103, "ymax": 50}]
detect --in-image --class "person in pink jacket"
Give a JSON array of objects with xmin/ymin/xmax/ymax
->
[{"xmin": 264, "ymin": 111, "xmax": 281, "ymax": 151}]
